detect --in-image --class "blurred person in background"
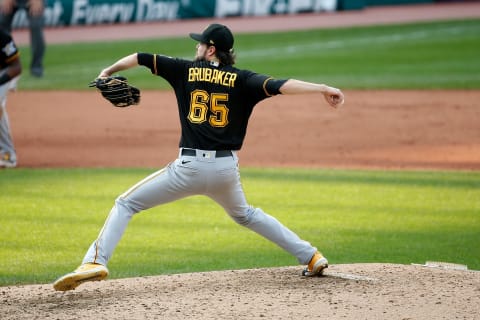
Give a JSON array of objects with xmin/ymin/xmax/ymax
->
[
  {"xmin": 0, "ymin": 27, "xmax": 21, "ymax": 168},
  {"xmin": 0, "ymin": 0, "xmax": 44, "ymax": 77}
]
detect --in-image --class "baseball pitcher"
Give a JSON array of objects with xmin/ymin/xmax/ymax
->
[{"xmin": 53, "ymin": 23, "xmax": 344, "ymax": 291}]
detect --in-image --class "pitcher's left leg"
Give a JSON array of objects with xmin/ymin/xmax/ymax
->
[{"xmin": 206, "ymin": 165, "xmax": 317, "ymax": 265}]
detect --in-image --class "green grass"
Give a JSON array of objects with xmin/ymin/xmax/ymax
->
[
  {"xmin": 16, "ymin": 19, "xmax": 480, "ymax": 90},
  {"xmin": 1, "ymin": 168, "xmax": 478, "ymax": 286},
  {"xmin": 3, "ymin": 19, "xmax": 479, "ymax": 287}
]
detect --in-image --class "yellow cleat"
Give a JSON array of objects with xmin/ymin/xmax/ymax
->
[
  {"xmin": 302, "ymin": 251, "xmax": 328, "ymax": 277},
  {"xmin": 53, "ymin": 263, "xmax": 109, "ymax": 291}
]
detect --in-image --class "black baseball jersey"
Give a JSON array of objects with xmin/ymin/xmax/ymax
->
[
  {"xmin": 0, "ymin": 30, "xmax": 19, "ymax": 69},
  {"xmin": 138, "ymin": 53, "xmax": 287, "ymax": 150}
]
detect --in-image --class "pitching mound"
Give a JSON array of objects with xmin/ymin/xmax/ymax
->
[{"xmin": 2, "ymin": 263, "xmax": 479, "ymax": 319}]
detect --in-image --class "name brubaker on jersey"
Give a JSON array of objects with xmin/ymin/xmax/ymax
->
[{"xmin": 188, "ymin": 67, "xmax": 237, "ymax": 88}]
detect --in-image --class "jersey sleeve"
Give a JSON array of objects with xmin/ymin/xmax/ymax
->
[
  {"xmin": 243, "ymin": 70, "xmax": 288, "ymax": 100},
  {"xmin": 0, "ymin": 32, "xmax": 19, "ymax": 67},
  {"xmin": 137, "ymin": 52, "xmax": 187, "ymax": 84}
]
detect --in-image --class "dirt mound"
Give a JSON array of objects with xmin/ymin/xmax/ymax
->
[{"xmin": 2, "ymin": 263, "xmax": 479, "ymax": 319}]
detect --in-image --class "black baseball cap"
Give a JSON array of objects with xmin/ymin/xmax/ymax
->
[{"xmin": 189, "ymin": 23, "xmax": 234, "ymax": 52}]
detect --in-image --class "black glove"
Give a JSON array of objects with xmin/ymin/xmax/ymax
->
[{"xmin": 89, "ymin": 76, "xmax": 140, "ymax": 107}]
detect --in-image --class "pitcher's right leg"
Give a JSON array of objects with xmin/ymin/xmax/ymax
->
[{"xmin": 53, "ymin": 163, "xmax": 194, "ymax": 291}]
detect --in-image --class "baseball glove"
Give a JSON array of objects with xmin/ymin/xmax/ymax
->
[{"xmin": 89, "ymin": 75, "xmax": 140, "ymax": 107}]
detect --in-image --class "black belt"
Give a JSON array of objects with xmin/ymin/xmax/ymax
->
[{"xmin": 181, "ymin": 148, "xmax": 233, "ymax": 158}]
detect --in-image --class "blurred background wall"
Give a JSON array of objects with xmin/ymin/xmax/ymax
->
[{"xmin": 9, "ymin": 0, "xmax": 452, "ymax": 28}]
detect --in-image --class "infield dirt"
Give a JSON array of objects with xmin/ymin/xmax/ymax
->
[{"xmin": 8, "ymin": 89, "xmax": 480, "ymax": 170}]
